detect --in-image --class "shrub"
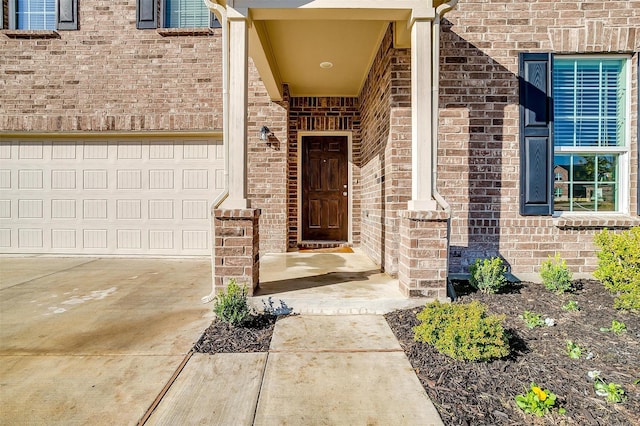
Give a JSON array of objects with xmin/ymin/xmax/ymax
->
[
  {"xmin": 213, "ymin": 279, "xmax": 251, "ymax": 325},
  {"xmin": 413, "ymin": 300, "xmax": 510, "ymax": 362},
  {"xmin": 593, "ymin": 227, "xmax": 640, "ymax": 310},
  {"xmin": 539, "ymin": 254, "xmax": 573, "ymax": 294},
  {"xmin": 469, "ymin": 257, "xmax": 508, "ymax": 294},
  {"xmin": 520, "ymin": 310, "xmax": 545, "ymax": 328},
  {"xmin": 562, "ymin": 300, "xmax": 580, "ymax": 311}
]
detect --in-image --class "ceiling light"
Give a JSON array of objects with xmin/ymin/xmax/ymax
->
[{"xmin": 319, "ymin": 61, "xmax": 333, "ymax": 69}]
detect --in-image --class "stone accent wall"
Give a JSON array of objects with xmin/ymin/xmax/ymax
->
[
  {"xmin": 287, "ymin": 97, "xmax": 361, "ymax": 248},
  {"xmin": 213, "ymin": 209, "xmax": 260, "ymax": 295},
  {"xmin": 398, "ymin": 210, "xmax": 450, "ymax": 299},
  {"xmin": 247, "ymin": 61, "xmax": 289, "ymax": 253},
  {"xmin": 359, "ymin": 25, "xmax": 412, "ymax": 274},
  {"xmin": 1, "ymin": 1, "xmax": 223, "ymax": 132},
  {"xmin": 440, "ymin": 0, "xmax": 639, "ymax": 277}
]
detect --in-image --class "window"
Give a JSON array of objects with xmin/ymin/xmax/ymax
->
[
  {"xmin": 164, "ymin": 0, "xmax": 209, "ymax": 28},
  {"xmin": 7, "ymin": 0, "xmax": 78, "ymax": 30},
  {"xmin": 137, "ymin": 0, "xmax": 220, "ymax": 30},
  {"xmin": 553, "ymin": 58, "xmax": 628, "ymax": 213},
  {"xmin": 16, "ymin": 0, "xmax": 55, "ymax": 30},
  {"xmin": 519, "ymin": 54, "xmax": 630, "ymax": 216}
]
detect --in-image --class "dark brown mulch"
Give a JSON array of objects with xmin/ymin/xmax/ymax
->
[
  {"xmin": 385, "ymin": 279, "xmax": 640, "ymax": 426},
  {"xmin": 193, "ymin": 314, "xmax": 278, "ymax": 353}
]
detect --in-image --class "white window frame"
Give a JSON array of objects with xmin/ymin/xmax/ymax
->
[{"xmin": 552, "ymin": 54, "xmax": 631, "ymax": 216}]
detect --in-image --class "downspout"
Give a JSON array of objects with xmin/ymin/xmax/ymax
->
[
  {"xmin": 431, "ymin": 0, "xmax": 458, "ymax": 213},
  {"xmin": 202, "ymin": 0, "xmax": 229, "ymax": 303},
  {"xmin": 433, "ymin": 0, "xmax": 457, "ymax": 299}
]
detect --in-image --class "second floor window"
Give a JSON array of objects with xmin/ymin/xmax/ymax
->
[
  {"xmin": 17, "ymin": 0, "xmax": 56, "ymax": 30},
  {"xmin": 165, "ymin": 0, "xmax": 209, "ymax": 28}
]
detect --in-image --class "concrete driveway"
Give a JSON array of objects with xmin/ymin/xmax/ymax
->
[{"xmin": 0, "ymin": 257, "xmax": 213, "ymax": 425}]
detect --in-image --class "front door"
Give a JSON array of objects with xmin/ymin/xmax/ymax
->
[{"xmin": 301, "ymin": 136, "xmax": 348, "ymax": 241}]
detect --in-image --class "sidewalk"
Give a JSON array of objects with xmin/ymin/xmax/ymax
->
[{"xmin": 146, "ymin": 315, "xmax": 444, "ymax": 425}]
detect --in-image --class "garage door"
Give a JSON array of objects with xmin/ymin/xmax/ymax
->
[{"xmin": 0, "ymin": 137, "xmax": 223, "ymax": 256}]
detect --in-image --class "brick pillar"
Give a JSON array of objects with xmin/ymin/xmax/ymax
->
[
  {"xmin": 213, "ymin": 208, "xmax": 260, "ymax": 296},
  {"xmin": 398, "ymin": 210, "xmax": 450, "ymax": 299}
]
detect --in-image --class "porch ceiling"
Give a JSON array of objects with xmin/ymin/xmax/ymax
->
[{"xmin": 248, "ymin": 8, "xmax": 414, "ymax": 99}]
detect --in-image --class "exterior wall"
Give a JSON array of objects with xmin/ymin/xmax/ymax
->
[
  {"xmin": 439, "ymin": 0, "xmax": 639, "ymax": 276},
  {"xmin": 248, "ymin": 61, "xmax": 289, "ymax": 253},
  {"xmin": 359, "ymin": 26, "xmax": 412, "ymax": 274},
  {"xmin": 287, "ymin": 97, "xmax": 361, "ymax": 248},
  {"xmin": 1, "ymin": 1, "xmax": 223, "ymax": 132},
  {"xmin": 1, "ymin": 1, "xmax": 289, "ymax": 254}
]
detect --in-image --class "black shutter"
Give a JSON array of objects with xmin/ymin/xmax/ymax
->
[
  {"xmin": 57, "ymin": 0, "xmax": 78, "ymax": 30},
  {"xmin": 519, "ymin": 53, "xmax": 553, "ymax": 216},
  {"xmin": 137, "ymin": 0, "xmax": 157, "ymax": 29},
  {"xmin": 210, "ymin": 13, "xmax": 221, "ymax": 28}
]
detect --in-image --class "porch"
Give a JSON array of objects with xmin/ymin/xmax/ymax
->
[
  {"xmin": 204, "ymin": 0, "xmax": 458, "ymax": 301},
  {"xmin": 252, "ymin": 248, "xmax": 434, "ymax": 314}
]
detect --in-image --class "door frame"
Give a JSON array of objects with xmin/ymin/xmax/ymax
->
[{"xmin": 297, "ymin": 131, "xmax": 353, "ymax": 244}]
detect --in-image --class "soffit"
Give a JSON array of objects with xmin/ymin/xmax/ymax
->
[{"xmin": 248, "ymin": 8, "xmax": 414, "ymax": 99}]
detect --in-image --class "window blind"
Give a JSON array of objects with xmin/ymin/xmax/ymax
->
[
  {"xmin": 553, "ymin": 58, "xmax": 626, "ymax": 148},
  {"xmin": 165, "ymin": 0, "xmax": 209, "ymax": 28},
  {"xmin": 17, "ymin": 0, "xmax": 56, "ymax": 30}
]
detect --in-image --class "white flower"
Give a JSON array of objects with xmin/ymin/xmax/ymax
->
[
  {"xmin": 595, "ymin": 388, "xmax": 609, "ymax": 397},
  {"xmin": 544, "ymin": 317, "xmax": 555, "ymax": 327},
  {"xmin": 588, "ymin": 370, "xmax": 601, "ymax": 379}
]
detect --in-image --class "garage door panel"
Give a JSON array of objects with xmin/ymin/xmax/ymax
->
[
  {"xmin": 0, "ymin": 170, "xmax": 11, "ymax": 188},
  {"xmin": 0, "ymin": 137, "xmax": 222, "ymax": 256}
]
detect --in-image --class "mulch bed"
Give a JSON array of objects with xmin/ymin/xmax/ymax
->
[
  {"xmin": 385, "ymin": 279, "xmax": 640, "ymax": 426},
  {"xmin": 193, "ymin": 314, "xmax": 278, "ymax": 353}
]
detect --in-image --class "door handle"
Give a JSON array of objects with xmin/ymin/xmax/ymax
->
[{"xmin": 342, "ymin": 192, "xmax": 348, "ymax": 196}]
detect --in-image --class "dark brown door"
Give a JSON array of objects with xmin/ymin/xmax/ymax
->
[{"xmin": 302, "ymin": 136, "xmax": 348, "ymax": 241}]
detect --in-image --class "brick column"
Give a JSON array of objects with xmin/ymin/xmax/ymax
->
[
  {"xmin": 213, "ymin": 208, "xmax": 260, "ymax": 296},
  {"xmin": 398, "ymin": 210, "xmax": 450, "ymax": 299}
]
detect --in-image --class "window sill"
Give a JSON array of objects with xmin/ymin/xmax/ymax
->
[
  {"xmin": 2, "ymin": 30, "xmax": 60, "ymax": 39},
  {"xmin": 156, "ymin": 28, "xmax": 215, "ymax": 37},
  {"xmin": 553, "ymin": 214, "xmax": 640, "ymax": 230}
]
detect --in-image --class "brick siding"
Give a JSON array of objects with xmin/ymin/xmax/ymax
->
[
  {"xmin": 213, "ymin": 208, "xmax": 260, "ymax": 295},
  {"xmin": 1, "ymin": 0, "xmax": 223, "ymax": 131},
  {"xmin": 359, "ymin": 26, "xmax": 413, "ymax": 274},
  {"xmin": 247, "ymin": 60, "xmax": 288, "ymax": 253},
  {"xmin": 440, "ymin": 0, "xmax": 639, "ymax": 276}
]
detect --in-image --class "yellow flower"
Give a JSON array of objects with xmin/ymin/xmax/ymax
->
[{"xmin": 532, "ymin": 386, "xmax": 547, "ymax": 401}]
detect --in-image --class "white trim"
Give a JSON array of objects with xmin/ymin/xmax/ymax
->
[{"xmin": 297, "ymin": 131, "xmax": 353, "ymax": 245}]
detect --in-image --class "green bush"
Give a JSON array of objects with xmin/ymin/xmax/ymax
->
[
  {"xmin": 593, "ymin": 227, "xmax": 640, "ymax": 311},
  {"xmin": 469, "ymin": 257, "xmax": 508, "ymax": 294},
  {"xmin": 413, "ymin": 300, "xmax": 510, "ymax": 362},
  {"xmin": 539, "ymin": 254, "xmax": 573, "ymax": 294},
  {"xmin": 213, "ymin": 279, "xmax": 251, "ymax": 325}
]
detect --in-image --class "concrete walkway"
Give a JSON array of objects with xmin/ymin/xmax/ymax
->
[
  {"xmin": 147, "ymin": 315, "xmax": 444, "ymax": 426},
  {"xmin": 1, "ymin": 253, "xmax": 443, "ymax": 425}
]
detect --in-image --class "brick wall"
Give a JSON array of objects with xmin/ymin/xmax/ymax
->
[
  {"xmin": 359, "ymin": 26, "xmax": 412, "ymax": 274},
  {"xmin": 0, "ymin": 0, "xmax": 222, "ymax": 131},
  {"xmin": 288, "ymin": 97, "xmax": 361, "ymax": 248},
  {"xmin": 213, "ymin": 209, "xmax": 260, "ymax": 295},
  {"xmin": 247, "ymin": 61, "xmax": 288, "ymax": 253},
  {"xmin": 439, "ymin": 0, "xmax": 639, "ymax": 276}
]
